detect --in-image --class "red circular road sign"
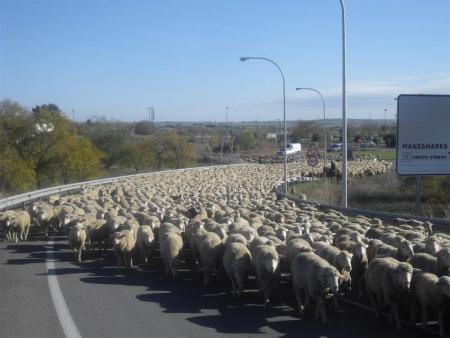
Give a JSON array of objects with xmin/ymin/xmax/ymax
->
[{"xmin": 307, "ymin": 156, "xmax": 319, "ymax": 167}]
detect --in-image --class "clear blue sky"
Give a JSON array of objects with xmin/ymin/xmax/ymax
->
[{"xmin": 1, "ymin": 0, "xmax": 449, "ymax": 122}]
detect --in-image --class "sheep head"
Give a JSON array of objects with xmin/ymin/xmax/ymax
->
[
  {"xmin": 398, "ymin": 240, "xmax": 414, "ymax": 260},
  {"xmin": 262, "ymin": 251, "xmax": 279, "ymax": 274},
  {"xmin": 322, "ymin": 266, "xmax": 341, "ymax": 294},
  {"xmin": 437, "ymin": 248, "xmax": 450, "ymax": 270},
  {"xmin": 352, "ymin": 242, "xmax": 368, "ymax": 260},
  {"xmin": 437, "ymin": 276, "xmax": 450, "ymax": 298},
  {"xmin": 425, "ymin": 237, "xmax": 441, "ymax": 255},
  {"xmin": 338, "ymin": 251, "xmax": 353, "ymax": 272},
  {"xmin": 394, "ymin": 262, "xmax": 413, "ymax": 291}
]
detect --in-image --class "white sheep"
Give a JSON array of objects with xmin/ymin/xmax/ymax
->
[
  {"xmin": 409, "ymin": 270, "xmax": 450, "ymax": 337},
  {"xmin": 225, "ymin": 233, "xmax": 248, "ymax": 247},
  {"xmin": 160, "ymin": 231, "xmax": 184, "ymax": 279},
  {"xmin": 136, "ymin": 225, "xmax": 155, "ymax": 264},
  {"xmin": 367, "ymin": 239, "xmax": 414, "ymax": 262},
  {"xmin": 365, "ymin": 257, "xmax": 413, "ymax": 331},
  {"xmin": 222, "ymin": 242, "xmax": 252, "ymax": 299},
  {"xmin": 68, "ymin": 223, "xmax": 87, "ymax": 263},
  {"xmin": 290, "ymin": 252, "xmax": 342, "ymax": 324},
  {"xmin": 199, "ymin": 232, "xmax": 225, "ymax": 285},
  {"xmin": 5, "ymin": 210, "xmax": 31, "ymax": 242},
  {"xmin": 409, "ymin": 248, "xmax": 450, "ymax": 276},
  {"xmin": 114, "ymin": 230, "xmax": 136, "ymax": 269},
  {"xmin": 284, "ymin": 238, "xmax": 313, "ymax": 272},
  {"xmin": 251, "ymin": 244, "xmax": 280, "ymax": 305}
]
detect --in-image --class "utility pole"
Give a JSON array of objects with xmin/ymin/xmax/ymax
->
[
  {"xmin": 225, "ymin": 107, "xmax": 229, "ymax": 141},
  {"xmin": 72, "ymin": 109, "xmax": 75, "ymax": 121}
]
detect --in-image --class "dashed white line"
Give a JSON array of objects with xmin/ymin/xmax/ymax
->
[{"xmin": 46, "ymin": 240, "xmax": 82, "ymax": 338}]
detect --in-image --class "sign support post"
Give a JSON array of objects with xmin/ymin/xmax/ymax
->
[{"xmin": 415, "ymin": 176, "xmax": 423, "ymax": 214}]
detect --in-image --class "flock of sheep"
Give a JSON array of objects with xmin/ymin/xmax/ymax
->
[{"xmin": 0, "ymin": 162, "xmax": 449, "ymax": 337}]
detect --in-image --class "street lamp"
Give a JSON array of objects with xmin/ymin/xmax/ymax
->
[
  {"xmin": 295, "ymin": 87, "xmax": 327, "ymax": 179},
  {"xmin": 339, "ymin": 0, "xmax": 348, "ymax": 208},
  {"xmin": 239, "ymin": 57, "xmax": 288, "ymax": 194}
]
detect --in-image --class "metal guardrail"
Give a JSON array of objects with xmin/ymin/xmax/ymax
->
[
  {"xmin": 275, "ymin": 178, "xmax": 450, "ymax": 232},
  {"xmin": 0, "ymin": 164, "xmax": 247, "ymax": 211},
  {"xmin": 2, "ymin": 164, "xmax": 448, "ymax": 232}
]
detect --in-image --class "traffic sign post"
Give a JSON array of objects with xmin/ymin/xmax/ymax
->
[
  {"xmin": 307, "ymin": 156, "xmax": 319, "ymax": 167},
  {"xmin": 306, "ymin": 144, "xmax": 321, "ymax": 168}
]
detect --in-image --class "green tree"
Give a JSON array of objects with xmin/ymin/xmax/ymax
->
[
  {"xmin": 0, "ymin": 100, "xmax": 105, "ymax": 192},
  {"xmin": 58, "ymin": 135, "xmax": 104, "ymax": 184},
  {"xmin": 0, "ymin": 147, "xmax": 36, "ymax": 193},
  {"xmin": 236, "ymin": 130, "xmax": 257, "ymax": 150},
  {"xmin": 119, "ymin": 137, "xmax": 156, "ymax": 172},
  {"xmin": 82, "ymin": 123, "xmax": 131, "ymax": 169},
  {"xmin": 154, "ymin": 132, "xmax": 196, "ymax": 169},
  {"xmin": 291, "ymin": 121, "xmax": 321, "ymax": 143},
  {"xmin": 383, "ymin": 133, "xmax": 397, "ymax": 148}
]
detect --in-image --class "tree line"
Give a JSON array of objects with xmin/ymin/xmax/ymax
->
[{"xmin": 0, "ymin": 100, "xmax": 195, "ymax": 195}]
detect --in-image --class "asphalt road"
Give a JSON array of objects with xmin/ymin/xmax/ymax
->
[{"xmin": 0, "ymin": 236, "xmax": 438, "ymax": 338}]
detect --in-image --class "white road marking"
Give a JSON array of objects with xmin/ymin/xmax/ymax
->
[{"xmin": 46, "ymin": 240, "xmax": 82, "ymax": 338}]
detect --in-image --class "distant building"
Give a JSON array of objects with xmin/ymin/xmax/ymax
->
[
  {"xmin": 266, "ymin": 133, "xmax": 277, "ymax": 140},
  {"xmin": 35, "ymin": 123, "xmax": 54, "ymax": 133}
]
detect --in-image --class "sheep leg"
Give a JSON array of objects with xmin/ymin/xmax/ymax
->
[
  {"xmin": 319, "ymin": 297, "xmax": 328, "ymax": 324},
  {"xmin": 438, "ymin": 309, "xmax": 446, "ymax": 338},
  {"xmin": 263, "ymin": 278, "xmax": 272, "ymax": 305},
  {"xmin": 235, "ymin": 272, "xmax": 245, "ymax": 299},
  {"xmin": 409, "ymin": 302, "xmax": 417, "ymax": 325},
  {"xmin": 334, "ymin": 294, "xmax": 340, "ymax": 312},
  {"xmin": 292, "ymin": 284, "xmax": 304, "ymax": 315},
  {"xmin": 24, "ymin": 226, "xmax": 29, "ymax": 241},
  {"xmin": 314, "ymin": 297, "xmax": 321, "ymax": 321},
  {"xmin": 77, "ymin": 248, "xmax": 82, "ymax": 263},
  {"xmin": 115, "ymin": 250, "xmax": 122, "ymax": 268},
  {"xmin": 368, "ymin": 291, "xmax": 379, "ymax": 318},
  {"xmin": 421, "ymin": 305, "xmax": 428, "ymax": 330},
  {"xmin": 391, "ymin": 305, "xmax": 402, "ymax": 332},
  {"xmin": 227, "ymin": 271, "xmax": 238, "ymax": 298}
]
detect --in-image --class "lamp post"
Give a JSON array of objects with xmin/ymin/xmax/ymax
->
[
  {"xmin": 240, "ymin": 57, "xmax": 288, "ymax": 194},
  {"xmin": 339, "ymin": 0, "xmax": 348, "ymax": 208},
  {"xmin": 295, "ymin": 87, "xmax": 327, "ymax": 179}
]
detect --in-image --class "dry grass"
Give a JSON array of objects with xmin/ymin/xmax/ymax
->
[{"xmin": 292, "ymin": 172, "xmax": 449, "ymax": 219}]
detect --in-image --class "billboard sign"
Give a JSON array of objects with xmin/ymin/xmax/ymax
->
[{"xmin": 396, "ymin": 94, "xmax": 450, "ymax": 176}]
